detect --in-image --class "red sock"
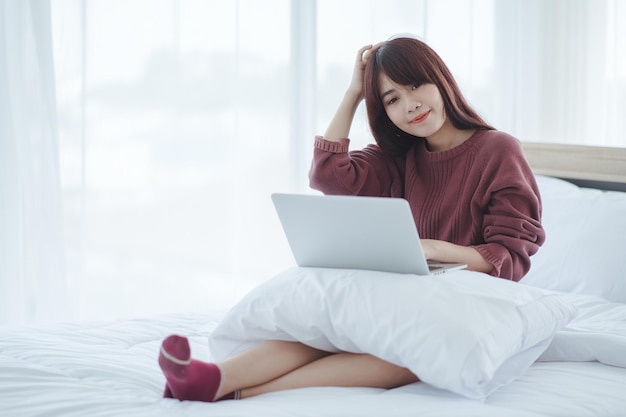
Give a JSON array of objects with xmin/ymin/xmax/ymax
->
[{"xmin": 158, "ymin": 334, "xmax": 237, "ymax": 402}]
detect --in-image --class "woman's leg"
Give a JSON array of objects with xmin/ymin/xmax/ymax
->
[
  {"xmin": 239, "ymin": 351, "xmax": 419, "ymax": 399},
  {"xmin": 159, "ymin": 336, "xmax": 418, "ymax": 402},
  {"xmin": 159, "ymin": 336, "xmax": 331, "ymax": 401},
  {"xmin": 215, "ymin": 340, "xmax": 332, "ymax": 399}
]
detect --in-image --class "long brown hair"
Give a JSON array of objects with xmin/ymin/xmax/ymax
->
[{"xmin": 364, "ymin": 37, "xmax": 494, "ymax": 156}]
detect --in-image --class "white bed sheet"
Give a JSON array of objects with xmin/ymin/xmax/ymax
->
[{"xmin": 2, "ymin": 293, "xmax": 626, "ymax": 417}]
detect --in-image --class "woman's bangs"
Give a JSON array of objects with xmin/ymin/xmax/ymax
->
[{"xmin": 378, "ymin": 45, "xmax": 430, "ymax": 87}]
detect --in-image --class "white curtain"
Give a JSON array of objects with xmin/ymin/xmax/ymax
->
[
  {"xmin": 51, "ymin": 0, "xmax": 296, "ymax": 322},
  {"xmin": 0, "ymin": 0, "xmax": 68, "ymax": 325},
  {"xmin": 2, "ymin": 0, "xmax": 626, "ymax": 324},
  {"xmin": 490, "ymin": 0, "xmax": 626, "ymax": 147},
  {"xmin": 316, "ymin": 0, "xmax": 626, "ymax": 149}
]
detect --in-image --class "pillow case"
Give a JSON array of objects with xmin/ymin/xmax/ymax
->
[
  {"xmin": 521, "ymin": 175, "xmax": 626, "ymax": 303},
  {"xmin": 208, "ymin": 267, "xmax": 576, "ymax": 399}
]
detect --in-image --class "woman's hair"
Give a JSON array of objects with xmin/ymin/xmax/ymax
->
[{"xmin": 363, "ymin": 36, "xmax": 494, "ymax": 156}]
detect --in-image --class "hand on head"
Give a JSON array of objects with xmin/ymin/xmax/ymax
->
[{"xmin": 348, "ymin": 42, "xmax": 384, "ymax": 99}]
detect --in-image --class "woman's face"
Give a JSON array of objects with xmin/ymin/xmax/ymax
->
[{"xmin": 379, "ymin": 74, "xmax": 446, "ymax": 139}]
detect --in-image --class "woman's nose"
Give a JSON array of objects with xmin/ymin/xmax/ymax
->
[{"xmin": 408, "ymin": 100, "xmax": 422, "ymax": 112}]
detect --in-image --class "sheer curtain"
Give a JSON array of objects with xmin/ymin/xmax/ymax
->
[
  {"xmin": 3, "ymin": 0, "xmax": 626, "ymax": 325},
  {"xmin": 51, "ymin": 0, "xmax": 295, "ymax": 321},
  {"xmin": 0, "ymin": 0, "xmax": 68, "ymax": 325},
  {"xmin": 491, "ymin": 0, "xmax": 626, "ymax": 146},
  {"xmin": 316, "ymin": 0, "xmax": 626, "ymax": 149}
]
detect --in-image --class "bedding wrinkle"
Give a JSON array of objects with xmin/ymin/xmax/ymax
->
[
  {"xmin": 490, "ymin": 362, "xmax": 626, "ymax": 417},
  {"xmin": 1, "ymin": 331, "xmax": 198, "ymax": 416}
]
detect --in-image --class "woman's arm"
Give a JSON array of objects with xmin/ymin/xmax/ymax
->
[
  {"xmin": 421, "ymin": 239, "xmax": 494, "ymax": 274},
  {"xmin": 310, "ymin": 43, "xmax": 403, "ymax": 197},
  {"xmin": 324, "ymin": 44, "xmax": 378, "ymax": 142},
  {"xmin": 323, "ymin": 90, "xmax": 362, "ymax": 142}
]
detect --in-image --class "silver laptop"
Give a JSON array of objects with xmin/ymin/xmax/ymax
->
[{"xmin": 271, "ymin": 193, "xmax": 467, "ymax": 276}]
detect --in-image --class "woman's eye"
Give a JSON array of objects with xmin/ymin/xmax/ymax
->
[
  {"xmin": 387, "ymin": 97, "xmax": 398, "ymax": 105},
  {"xmin": 412, "ymin": 83, "xmax": 420, "ymax": 90}
]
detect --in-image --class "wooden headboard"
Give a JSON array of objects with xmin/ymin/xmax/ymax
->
[{"xmin": 521, "ymin": 142, "xmax": 626, "ymax": 191}]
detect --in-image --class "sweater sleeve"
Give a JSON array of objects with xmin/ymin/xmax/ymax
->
[
  {"xmin": 472, "ymin": 138, "xmax": 545, "ymax": 281},
  {"xmin": 308, "ymin": 136, "xmax": 404, "ymax": 197}
]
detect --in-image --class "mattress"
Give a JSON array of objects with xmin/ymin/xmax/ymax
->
[{"xmin": 2, "ymin": 292, "xmax": 626, "ymax": 417}]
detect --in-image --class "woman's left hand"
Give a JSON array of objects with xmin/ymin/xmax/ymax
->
[
  {"xmin": 421, "ymin": 239, "xmax": 494, "ymax": 274},
  {"xmin": 420, "ymin": 239, "xmax": 438, "ymax": 261}
]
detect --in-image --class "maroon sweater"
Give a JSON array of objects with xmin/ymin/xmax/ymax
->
[{"xmin": 309, "ymin": 129, "xmax": 545, "ymax": 281}]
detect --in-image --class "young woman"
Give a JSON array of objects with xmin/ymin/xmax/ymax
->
[
  {"xmin": 158, "ymin": 36, "xmax": 545, "ymax": 403},
  {"xmin": 310, "ymin": 36, "xmax": 544, "ymax": 281}
]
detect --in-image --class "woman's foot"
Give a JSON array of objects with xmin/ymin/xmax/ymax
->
[{"xmin": 158, "ymin": 334, "xmax": 238, "ymax": 402}]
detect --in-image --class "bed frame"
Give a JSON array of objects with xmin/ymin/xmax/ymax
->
[{"xmin": 522, "ymin": 142, "xmax": 626, "ymax": 191}]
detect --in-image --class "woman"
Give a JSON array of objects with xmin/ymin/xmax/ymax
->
[
  {"xmin": 310, "ymin": 36, "xmax": 544, "ymax": 280},
  {"xmin": 158, "ymin": 36, "xmax": 545, "ymax": 402}
]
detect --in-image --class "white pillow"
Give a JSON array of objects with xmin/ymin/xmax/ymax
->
[
  {"xmin": 209, "ymin": 267, "xmax": 576, "ymax": 399},
  {"xmin": 522, "ymin": 175, "xmax": 626, "ymax": 303}
]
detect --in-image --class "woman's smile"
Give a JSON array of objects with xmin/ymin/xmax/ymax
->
[{"xmin": 410, "ymin": 110, "xmax": 430, "ymax": 124}]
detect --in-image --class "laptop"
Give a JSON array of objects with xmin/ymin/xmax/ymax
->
[{"xmin": 271, "ymin": 193, "xmax": 467, "ymax": 276}]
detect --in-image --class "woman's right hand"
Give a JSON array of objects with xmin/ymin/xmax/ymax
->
[
  {"xmin": 322, "ymin": 42, "xmax": 383, "ymax": 142},
  {"xmin": 347, "ymin": 43, "xmax": 381, "ymax": 100}
]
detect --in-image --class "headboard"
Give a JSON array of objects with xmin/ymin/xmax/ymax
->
[{"xmin": 521, "ymin": 142, "xmax": 626, "ymax": 192}]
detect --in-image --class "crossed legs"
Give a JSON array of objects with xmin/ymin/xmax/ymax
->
[{"xmin": 159, "ymin": 336, "xmax": 419, "ymax": 401}]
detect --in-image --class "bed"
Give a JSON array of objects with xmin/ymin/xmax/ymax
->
[{"xmin": 2, "ymin": 142, "xmax": 626, "ymax": 417}]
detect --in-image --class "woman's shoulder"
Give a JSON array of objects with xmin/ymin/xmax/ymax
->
[{"xmin": 472, "ymin": 129, "xmax": 525, "ymax": 156}]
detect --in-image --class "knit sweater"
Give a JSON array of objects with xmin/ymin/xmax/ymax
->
[{"xmin": 308, "ymin": 129, "xmax": 545, "ymax": 281}]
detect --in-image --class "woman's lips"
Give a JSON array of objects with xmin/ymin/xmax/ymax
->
[{"xmin": 410, "ymin": 110, "xmax": 430, "ymax": 124}]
